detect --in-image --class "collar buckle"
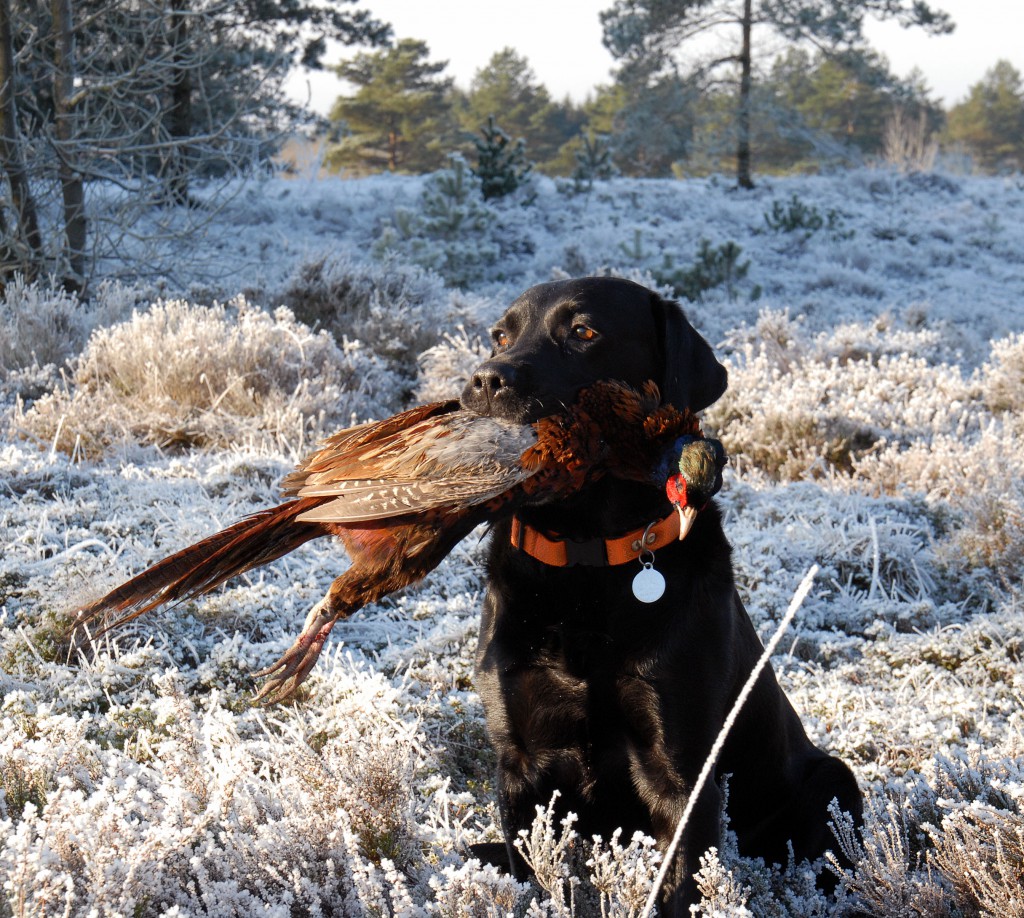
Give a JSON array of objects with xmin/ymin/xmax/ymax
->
[{"xmin": 630, "ymin": 521, "xmax": 659, "ymax": 554}]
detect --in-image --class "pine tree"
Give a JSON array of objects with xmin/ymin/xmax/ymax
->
[
  {"xmin": 461, "ymin": 48, "xmax": 577, "ymax": 168},
  {"xmin": 471, "ymin": 115, "xmax": 532, "ymax": 200},
  {"xmin": 612, "ymin": 68, "xmax": 697, "ymax": 176},
  {"xmin": 945, "ymin": 61, "xmax": 1024, "ymax": 172},
  {"xmin": 752, "ymin": 48, "xmax": 942, "ymax": 169},
  {"xmin": 329, "ymin": 39, "xmax": 457, "ymax": 173},
  {"xmin": 571, "ymin": 133, "xmax": 618, "ymax": 191}
]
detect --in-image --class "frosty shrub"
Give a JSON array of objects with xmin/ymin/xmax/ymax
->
[
  {"xmin": 829, "ymin": 750, "xmax": 1024, "ymax": 918},
  {"xmin": 692, "ymin": 845, "xmax": 839, "ymax": 918},
  {"xmin": 930, "ymin": 807, "xmax": 1024, "ymax": 916},
  {"xmin": 415, "ymin": 327, "xmax": 491, "ymax": 403},
  {"xmin": 506, "ymin": 793, "xmax": 669, "ymax": 916},
  {"xmin": 429, "ymin": 860, "xmax": 531, "ymax": 916},
  {"xmin": 323, "ymin": 734, "xmax": 418, "ymax": 868},
  {"xmin": 830, "ymin": 798, "xmax": 951, "ymax": 916},
  {"xmin": 981, "ymin": 331, "xmax": 1024, "ymax": 414},
  {"xmin": 516, "ymin": 794, "xmax": 583, "ymax": 915},
  {"xmin": 0, "ymin": 278, "xmax": 145, "ymax": 391},
  {"xmin": 856, "ymin": 417, "xmax": 1024, "ymax": 584},
  {"xmin": 707, "ymin": 309, "xmax": 975, "ymax": 480},
  {"xmin": 692, "ymin": 847, "xmax": 756, "ymax": 917},
  {"xmin": 670, "ymin": 782, "xmax": 841, "ymax": 917},
  {"xmin": 0, "ymin": 278, "xmax": 86, "ymax": 378},
  {"xmin": 0, "ymin": 680, "xmax": 427, "ymax": 916},
  {"xmin": 587, "ymin": 828, "xmax": 663, "ymax": 917},
  {"xmin": 14, "ymin": 297, "xmax": 402, "ymax": 457},
  {"xmin": 276, "ymin": 252, "xmax": 461, "ymax": 371},
  {"xmin": 707, "ymin": 311, "xmax": 1024, "ymax": 586}
]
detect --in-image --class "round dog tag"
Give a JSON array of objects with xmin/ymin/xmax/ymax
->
[{"xmin": 632, "ymin": 563, "xmax": 665, "ymax": 603}]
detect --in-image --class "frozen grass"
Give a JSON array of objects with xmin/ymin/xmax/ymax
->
[
  {"xmin": 2, "ymin": 169, "xmax": 1024, "ymax": 916},
  {"xmin": 10, "ymin": 298, "xmax": 403, "ymax": 460},
  {"xmin": 274, "ymin": 253, "xmax": 485, "ymax": 374}
]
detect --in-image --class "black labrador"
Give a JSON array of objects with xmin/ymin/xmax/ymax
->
[{"xmin": 461, "ymin": 277, "xmax": 862, "ymax": 912}]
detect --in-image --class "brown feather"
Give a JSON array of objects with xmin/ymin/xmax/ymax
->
[
  {"xmin": 74, "ymin": 499, "xmax": 325, "ymax": 636},
  {"xmin": 281, "ymin": 400, "xmax": 460, "ymax": 497},
  {"xmin": 289, "ymin": 412, "xmax": 538, "ymax": 523}
]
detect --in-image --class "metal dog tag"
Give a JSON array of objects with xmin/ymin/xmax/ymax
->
[{"xmin": 632, "ymin": 562, "xmax": 665, "ymax": 603}]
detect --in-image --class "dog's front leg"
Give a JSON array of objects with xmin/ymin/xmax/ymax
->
[
  {"xmin": 639, "ymin": 766, "xmax": 722, "ymax": 914},
  {"xmin": 621, "ymin": 675, "xmax": 726, "ymax": 913}
]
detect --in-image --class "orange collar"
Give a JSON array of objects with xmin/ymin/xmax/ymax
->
[{"xmin": 510, "ymin": 510, "xmax": 680, "ymax": 567}]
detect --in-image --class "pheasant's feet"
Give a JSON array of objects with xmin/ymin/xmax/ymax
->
[{"xmin": 253, "ymin": 599, "xmax": 337, "ymax": 704}]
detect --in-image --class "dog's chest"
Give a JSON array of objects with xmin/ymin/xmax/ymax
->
[{"xmin": 531, "ymin": 617, "xmax": 625, "ymax": 679}]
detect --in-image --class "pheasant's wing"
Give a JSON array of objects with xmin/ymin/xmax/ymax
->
[
  {"xmin": 281, "ymin": 400, "xmax": 460, "ymax": 497},
  {"xmin": 287, "ymin": 409, "xmax": 540, "ymax": 523},
  {"xmin": 294, "ymin": 475, "xmax": 525, "ymax": 523}
]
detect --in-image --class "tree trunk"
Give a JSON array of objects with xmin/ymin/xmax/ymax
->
[
  {"xmin": 0, "ymin": 0, "xmax": 44, "ymax": 278},
  {"xmin": 736, "ymin": 0, "xmax": 754, "ymax": 189},
  {"xmin": 164, "ymin": 0, "xmax": 192, "ymax": 205},
  {"xmin": 51, "ymin": 0, "xmax": 87, "ymax": 292},
  {"xmin": 0, "ymin": 190, "xmax": 10, "ymax": 286}
]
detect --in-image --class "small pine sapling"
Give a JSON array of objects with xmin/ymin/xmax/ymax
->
[
  {"xmin": 618, "ymin": 227, "xmax": 646, "ymax": 263},
  {"xmin": 572, "ymin": 133, "xmax": 618, "ymax": 193},
  {"xmin": 374, "ymin": 154, "xmax": 498, "ymax": 286},
  {"xmin": 656, "ymin": 238, "xmax": 757, "ymax": 303},
  {"xmin": 763, "ymin": 193, "xmax": 852, "ymax": 244},
  {"xmin": 764, "ymin": 193, "xmax": 825, "ymax": 237},
  {"xmin": 471, "ymin": 115, "xmax": 533, "ymax": 201},
  {"xmin": 420, "ymin": 154, "xmax": 493, "ymax": 241}
]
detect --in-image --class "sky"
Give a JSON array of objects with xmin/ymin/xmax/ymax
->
[{"xmin": 286, "ymin": 0, "xmax": 1024, "ymax": 115}]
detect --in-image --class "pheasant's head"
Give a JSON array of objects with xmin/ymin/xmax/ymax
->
[{"xmin": 663, "ymin": 435, "xmax": 728, "ymax": 541}]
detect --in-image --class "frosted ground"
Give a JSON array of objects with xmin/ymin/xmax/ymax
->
[{"xmin": 1, "ymin": 166, "xmax": 1023, "ymax": 915}]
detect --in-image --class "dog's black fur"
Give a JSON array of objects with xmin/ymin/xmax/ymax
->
[{"xmin": 461, "ymin": 277, "xmax": 862, "ymax": 912}]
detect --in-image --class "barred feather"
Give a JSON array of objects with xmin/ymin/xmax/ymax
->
[
  {"xmin": 74, "ymin": 499, "xmax": 323, "ymax": 636},
  {"xmin": 287, "ymin": 411, "xmax": 537, "ymax": 522}
]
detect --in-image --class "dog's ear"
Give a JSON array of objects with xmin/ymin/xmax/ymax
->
[{"xmin": 652, "ymin": 292, "xmax": 728, "ymax": 412}]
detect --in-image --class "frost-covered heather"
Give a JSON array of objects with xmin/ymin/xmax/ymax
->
[
  {"xmin": 2, "ymin": 169, "xmax": 1024, "ymax": 916},
  {"xmin": 12, "ymin": 298, "xmax": 402, "ymax": 460}
]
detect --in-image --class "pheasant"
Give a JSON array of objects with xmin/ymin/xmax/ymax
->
[{"xmin": 72, "ymin": 379, "xmax": 726, "ymax": 703}]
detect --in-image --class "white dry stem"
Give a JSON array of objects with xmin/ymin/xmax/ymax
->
[{"xmin": 639, "ymin": 564, "xmax": 820, "ymax": 918}]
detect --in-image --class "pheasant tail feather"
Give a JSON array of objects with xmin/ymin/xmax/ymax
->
[{"xmin": 73, "ymin": 500, "xmax": 324, "ymax": 637}]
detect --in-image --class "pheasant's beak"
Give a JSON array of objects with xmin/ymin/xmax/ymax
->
[{"xmin": 676, "ymin": 504, "xmax": 697, "ymax": 541}]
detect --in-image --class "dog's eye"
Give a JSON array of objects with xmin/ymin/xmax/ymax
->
[
  {"xmin": 572, "ymin": 324, "xmax": 597, "ymax": 341},
  {"xmin": 494, "ymin": 330, "xmax": 510, "ymax": 349}
]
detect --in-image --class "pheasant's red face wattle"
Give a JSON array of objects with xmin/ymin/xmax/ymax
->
[{"xmin": 666, "ymin": 473, "xmax": 688, "ymax": 509}]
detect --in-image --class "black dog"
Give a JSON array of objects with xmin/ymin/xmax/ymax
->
[{"xmin": 461, "ymin": 277, "xmax": 862, "ymax": 912}]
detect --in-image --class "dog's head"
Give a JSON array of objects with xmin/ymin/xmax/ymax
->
[{"xmin": 461, "ymin": 277, "xmax": 727, "ymax": 422}]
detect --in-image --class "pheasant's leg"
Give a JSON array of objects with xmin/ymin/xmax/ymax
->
[
  {"xmin": 254, "ymin": 524, "xmax": 439, "ymax": 704},
  {"xmin": 252, "ymin": 598, "xmax": 339, "ymax": 703},
  {"xmin": 253, "ymin": 575, "xmax": 367, "ymax": 704}
]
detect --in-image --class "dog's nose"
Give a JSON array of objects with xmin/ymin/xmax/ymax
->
[
  {"xmin": 462, "ymin": 361, "xmax": 523, "ymax": 417},
  {"xmin": 471, "ymin": 365, "xmax": 510, "ymax": 397}
]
